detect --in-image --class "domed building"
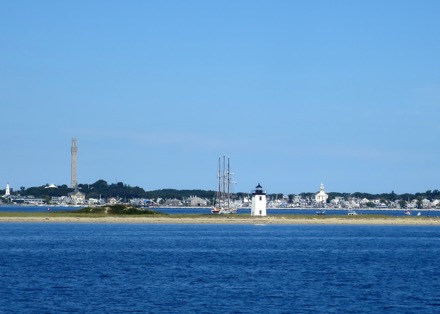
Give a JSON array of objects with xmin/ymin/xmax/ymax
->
[{"xmin": 315, "ymin": 183, "xmax": 328, "ymax": 203}]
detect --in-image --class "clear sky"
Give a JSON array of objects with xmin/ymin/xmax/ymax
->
[{"xmin": 1, "ymin": 1, "xmax": 439, "ymax": 195}]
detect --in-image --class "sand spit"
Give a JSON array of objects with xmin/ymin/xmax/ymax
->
[{"xmin": 0, "ymin": 215, "xmax": 439, "ymax": 225}]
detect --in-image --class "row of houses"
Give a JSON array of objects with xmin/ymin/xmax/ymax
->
[
  {"xmin": 161, "ymin": 195, "xmax": 440, "ymax": 210},
  {"xmin": 268, "ymin": 195, "xmax": 440, "ymax": 209},
  {"xmin": 2, "ymin": 191, "xmax": 210, "ymax": 207},
  {"xmin": 2, "ymin": 188, "xmax": 440, "ymax": 209}
]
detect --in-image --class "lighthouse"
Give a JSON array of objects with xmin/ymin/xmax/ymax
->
[{"xmin": 251, "ymin": 183, "xmax": 267, "ymax": 216}]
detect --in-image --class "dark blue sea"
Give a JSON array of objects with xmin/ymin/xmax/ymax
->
[
  {"xmin": 2, "ymin": 205, "xmax": 440, "ymax": 217},
  {"xmin": 1, "ymin": 223, "xmax": 439, "ymax": 313}
]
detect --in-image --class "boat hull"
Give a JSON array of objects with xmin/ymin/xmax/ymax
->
[{"xmin": 211, "ymin": 206, "xmax": 237, "ymax": 214}]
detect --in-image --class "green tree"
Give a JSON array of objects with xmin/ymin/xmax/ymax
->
[
  {"xmin": 398, "ymin": 199, "xmax": 406, "ymax": 209},
  {"xmin": 91, "ymin": 180, "xmax": 108, "ymax": 189},
  {"xmin": 390, "ymin": 191, "xmax": 396, "ymax": 201},
  {"xmin": 366, "ymin": 202, "xmax": 376, "ymax": 208}
]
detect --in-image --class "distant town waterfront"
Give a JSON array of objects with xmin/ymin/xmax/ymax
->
[{"xmin": 1, "ymin": 180, "xmax": 440, "ymax": 211}]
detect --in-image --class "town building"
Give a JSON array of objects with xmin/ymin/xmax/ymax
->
[
  {"xmin": 315, "ymin": 183, "xmax": 328, "ymax": 203},
  {"xmin": 4, "ymin": 183, "xmax": 10, "ymax": 197},
  {"xmin": 187, "ymin": 196, "xmax": 208, "ymax": 207},
  {"xmin": 68, "ymin": 188, "xmax": 85, "ymax": 204}
]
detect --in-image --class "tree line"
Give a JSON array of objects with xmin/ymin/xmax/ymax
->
[
  {"xmin": 2, "ymin": 180, "xmax": 439, "ymax": 203},
  {"xmin": 4, "ymin": 179, "xmax": 216, "ymax": 201}
]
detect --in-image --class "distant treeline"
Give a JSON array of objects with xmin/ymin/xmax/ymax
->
[
  {"xmin": 7, "ymin": 180, "xmax": 216, "ymax": 201},
  {"xmin": 3, "ymin": 179, "xmax": 440, "ymax": 202}
]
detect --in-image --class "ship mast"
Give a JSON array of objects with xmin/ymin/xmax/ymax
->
[
  {"xmin": 216, "ymin": 157, "xmax": 221, "ymax": 206},
  {"xmin": 211, "ymin": 155, "xmax": 237, "ymax": 214},
  {"xmin": 227, "ymin": 156, "xmax": 231, "ymax": 208},
  {"xmin": 222, "ymin": 155, "xmax": 226, "ymax": 202}
]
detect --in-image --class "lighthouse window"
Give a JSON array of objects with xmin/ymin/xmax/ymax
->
[{"xmin": 259, "ymin": 196, "xmax": 262, "ymax": 201}]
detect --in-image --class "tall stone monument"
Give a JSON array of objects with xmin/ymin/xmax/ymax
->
[{"xmin": 71, "ymin": 138, "xmax": 78, "ymax": 188}]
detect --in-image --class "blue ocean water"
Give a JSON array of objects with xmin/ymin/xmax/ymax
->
[
  {"xmin": 154, "ymin": 207, "xmax": 440, "ymax": 217},
  {"xmin": 0, "ymin": 223, "xmax": 439, "ymax": 313},
  {"xmin": 2, "ymin": 205, "xmax": 440, "ymax": 217}
]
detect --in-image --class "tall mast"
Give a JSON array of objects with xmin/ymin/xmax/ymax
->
[
  {"xmin": 212, "ymin": 155, "xmax": 236, "ymax": 213},
  {"xmin": 227, "ymin": 156, "xmax": 231, "ymax": 207},
  {"xmin": 222, "ymin": 155, "xmax": 226, "ymax": 201},
  {"xmin": 216, "ymin": 157, "xmax": 221, "ymax": 204}
]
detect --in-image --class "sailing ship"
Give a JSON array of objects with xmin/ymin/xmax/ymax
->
[{"xmin": 211, "ymin": 156, "xmax": 237, "ymax": 214}]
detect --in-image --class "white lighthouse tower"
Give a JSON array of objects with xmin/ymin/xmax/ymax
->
[{"xmin": 251, "ymin": 183, "xmax": 267, "ymax": 216}]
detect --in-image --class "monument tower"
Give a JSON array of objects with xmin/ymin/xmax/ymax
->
[{"xmin": 71, "ymin": 138, "xmax": 78, "ymax": 188}]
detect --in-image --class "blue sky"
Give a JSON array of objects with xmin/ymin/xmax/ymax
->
[{"xmin": 1, "ymin": 1, "xmax": 439, "ymax": 194}]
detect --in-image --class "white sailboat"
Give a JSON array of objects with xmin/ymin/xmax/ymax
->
[{"xmin": 211, "ymin": 156, "xmax": 237, "ymax": 214}]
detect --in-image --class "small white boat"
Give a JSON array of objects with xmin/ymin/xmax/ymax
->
[
  {"xmin": 211, "ymin": 207, "xmax": 221, "ymax": 214},
  {"xmin": 348, "ymin": 210, "xmax": 358, "ymax": 216}
]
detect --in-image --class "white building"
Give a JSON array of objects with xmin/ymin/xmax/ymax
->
[
  {"xmin": 188, "ymin": 196, "xmax": 208, "ymax": 207},
  {"xmin": 5, "ymin": 183, "xmax": 10, "ymax": 196},
  {"xmin": 315, "ymin": 183, "xmax": 328, "ymax": 203},
  {"xmin": 68, "ymin": 188, "xmax": 85, "ymax": 204},
  {"xmin": 251, "ymin": 183, "xmax": 267, "ymax": 216},
  {"xmin": 422, "ymin": 199, "xmax": 431, "ymax": 208}
]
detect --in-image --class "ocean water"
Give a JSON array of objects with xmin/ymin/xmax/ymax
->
[
  {"xmin": 0, "ymin": 223, "xmax": 439, "ymax": 313},
  {"xmin": 2, "ymin": 205, "xmax": 440, "ymax": 217},
  {"xmin": 154, "ymin": 207, "xmax": 440, "ymax": 217}
]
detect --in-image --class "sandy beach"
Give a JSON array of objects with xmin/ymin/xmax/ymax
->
[{"xmin": 0, "ymin": 215, "xmax": 439, "ymax": 225}]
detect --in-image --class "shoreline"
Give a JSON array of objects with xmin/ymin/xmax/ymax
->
[
  {"xmin": 0, "ymin": 215, "xmax": 439, "ymax": 225},
  {"xmin": 3, "ymin": 204, "xmax": 440, "ymax": 212}
]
